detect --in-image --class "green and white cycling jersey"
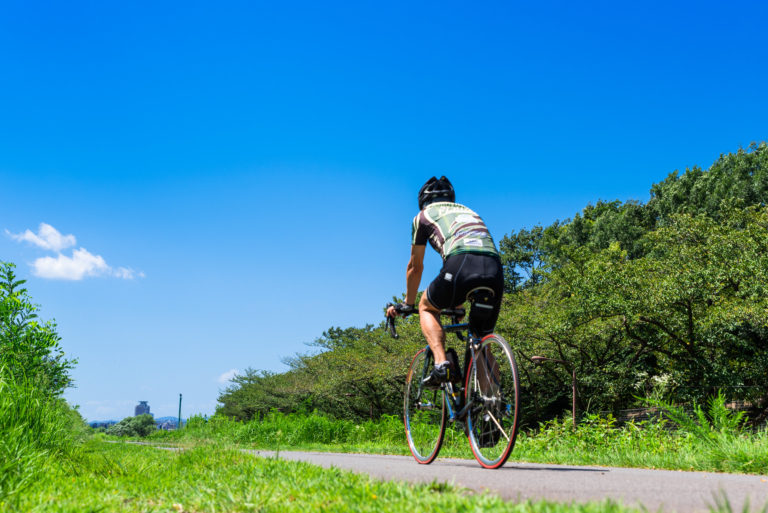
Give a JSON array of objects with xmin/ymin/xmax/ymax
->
[{"xmin": 411, "ymin": 202, "xmax": 499, "ymax": 260}]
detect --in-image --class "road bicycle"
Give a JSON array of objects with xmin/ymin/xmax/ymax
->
[{"xmin": 385, "ymin": 296, "xmax": 521, "ymax": 469}]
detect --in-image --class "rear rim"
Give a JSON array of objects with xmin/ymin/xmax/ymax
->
[
  {"xmin": 465, "ymin": 334, "xmax": 520, "ymax": 469},
  {"xmin": 403, "ymin": 348, "xmax": 446, "ymax": 464}
]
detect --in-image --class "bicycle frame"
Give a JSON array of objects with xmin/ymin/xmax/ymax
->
[{"xmin": 416, "ymin": 315, "xmax": 481, "ymax": 425}]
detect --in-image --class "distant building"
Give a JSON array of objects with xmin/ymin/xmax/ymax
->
[{"xmin": 135, "ymin": 401, "xmax": 151, "ymax": 416}]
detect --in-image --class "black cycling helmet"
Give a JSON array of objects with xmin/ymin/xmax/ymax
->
[{"xmin": 418, "ymin": 176, "xmax": 455, "ymax": 210}]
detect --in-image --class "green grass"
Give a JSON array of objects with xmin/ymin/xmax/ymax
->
[
  {"xmin": 0, "ymin": 368, "xmax": 87, "ymax": 505},
  {"xmin": 14, "ymin": 439, "xmax": 647, "ymax": 513},
  {"xmin": 511, "ymin": 414, "xmax": 768, "ymax": 474},
  {"xmin": 148, "ymin": 410, "xmax": 768, "ymax": 475},
  {"xmin": 10, "ymin": 396, "xmax": 765, "ymax": 511}
]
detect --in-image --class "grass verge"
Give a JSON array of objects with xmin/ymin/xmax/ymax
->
[
  {"xmin": 16, "ymin": 440, "xmax": 647, "ymax": 513},
  {"xmin": 148, "ymin": 410, "xmax": 768, "ymax": 475},
  {"xmin": 0, "ymin": 369, "xmax": 87, "ymax": 506}
]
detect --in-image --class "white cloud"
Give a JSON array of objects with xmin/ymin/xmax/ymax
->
[
  {"xmin": 113, "ymin": 267, "xmax": 144, "ymax": 280},
  {"xmin": 7, "ymin": 222, "xmax": 143, "ymax": 281},
  {"xmin": 218, "ymin": 369, "xmax": 240, "ymax": 384},
  {"xmin": 32, "ymin": 248, "xmax": 110, "ymax": 280},
  {"xmin": 7, "ymin": 223, "xmax": 76, "ymax": 251}
]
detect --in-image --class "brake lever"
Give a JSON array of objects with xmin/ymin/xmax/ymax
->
[{"xmin": 385, "ymin": 303, "xmax": 399, "ymax": 339}]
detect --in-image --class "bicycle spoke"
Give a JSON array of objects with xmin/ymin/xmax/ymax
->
[
  {"xmin": 465, "ymin": 334, "xmax": 520, "ymax": 469},
  {"xmin": 485, "ymin": 409, "xmax": 509, "ymax": 441},
  {"xmin": 404, "ymin": 348, "xmax": 446, "ymax": 464}
]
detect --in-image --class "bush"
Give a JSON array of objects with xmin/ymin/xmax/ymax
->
[
  {"xmin": 106, "ymin": 414, "xmax": 158, "ymax": 437},
  {"xmin": 0, "ymin": 262, "xmax": 75, "ymax": 396}
]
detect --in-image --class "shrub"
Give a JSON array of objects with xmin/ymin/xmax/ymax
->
[{"xmin": 106, "ymin": 414, "xmax": 158, "ymax": 437}]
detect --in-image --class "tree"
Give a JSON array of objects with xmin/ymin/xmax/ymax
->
[
  {"xmin": 539, "ymin": 207, "xmax": 768, "ymax": 406},
  {"xmin": 648, "ymin": 142, "xmax": 768, "ymax": 222},
  {"xmin": 499, "ymin": 225, "xmax": 548, "ymax": 292},
  {"xmin": 106, "ymin": 414, "xmax": 157, "ymax": 437},
  {"xmin": 0, "ymin": 262, "xmax": 75, "ymax": 395}
]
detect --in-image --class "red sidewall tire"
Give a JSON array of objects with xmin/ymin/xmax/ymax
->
[
  {"xmin": 404, "ymin": 348, "xmax": 445, "ymax": 464},
  {"xmin": 464, "ymin": 334, "xmax": 520, "ymax": 469}
]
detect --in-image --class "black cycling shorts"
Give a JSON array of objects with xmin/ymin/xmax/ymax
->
[{"xmin": 425, "ymin": 253, "xmax": 504, "ymax": 336}]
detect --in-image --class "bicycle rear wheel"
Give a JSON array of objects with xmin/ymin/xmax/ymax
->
[
  {"xmin": 465, "ymin": 334, "xmax": 520, "ymax": 469},
  {"xmin": 403, "ymin": 347, "xmax": 446, "ymax": 464}
]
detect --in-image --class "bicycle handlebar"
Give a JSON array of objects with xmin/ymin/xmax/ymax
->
[{"xmin": 385, "ymin": 303, "xmax": 399, "ymax": 339}]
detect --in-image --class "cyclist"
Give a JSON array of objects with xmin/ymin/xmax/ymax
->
[{"xmin": 386, "ymin": 176, "xmax": 504, "ymax": 387}]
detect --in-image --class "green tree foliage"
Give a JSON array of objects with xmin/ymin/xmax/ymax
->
[
  {"xmin": 219, "ymin": 142, "xmax": 768, "ymax": 425},
  {"xmin": 508, "ymin": 206, "xmax": 768, "ymax": 419},
  {"xmin": 648, "ymin": 142, "xmax": 768, "ymax": 221},
  {"xmin": 217, "ymin": 369, "xmax": 305, "ymax": 420},
  {"xmin": 0, "ymin": 263, "xmax": 85, "ymax": 504},
  {"xmin": 218, "ymin": 322, "xmax": 428, "ymax": 421},
  {"xmin": 106, "ymin": 414, "xmax": 157, "ymax": 437},
  {"xmin": 498, "ymin": 224, "xmax": 548, "ymax": 292},
  {"xmin": 0, "ymin": 262, "xmax": 75, "ymax": 396}
]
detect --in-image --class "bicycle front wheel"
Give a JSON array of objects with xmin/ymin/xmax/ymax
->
[
  {"xmin": 403, "ymin": 347, "xmax": 446, "ymax": 464},
  {"xmin": 465, "ymin": 334, "xmax": 520, "ymax": 469}
]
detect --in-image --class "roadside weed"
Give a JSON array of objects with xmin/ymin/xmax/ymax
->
[
  {"xmin": 147, "ymin": 410, "xmax": 768, "ymax": 474},
  {"xmin": 0, "ymin": 368, "xmax": 85, "ymax": 505},
  {"xmin": 17, "ymin": 440, "xmax": 645, "ymax": 513}
]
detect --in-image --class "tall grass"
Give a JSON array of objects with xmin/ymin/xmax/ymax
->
[
  {"xmin": 151, "ymin": 411, "xmax": 409, "ymax": 448},
  {"xmin": 512, "ymin": 413, "xmax": 767, "ymax": 473},
  {"xmin": 641, "ymin": 392, "xmax": 768, "ymax": 473},
  {"xmin": 151, "ymin": 403, "xmax": 768, "ymax": 474},
  {"xmin": 0, "ymin": 367, "xmax": 86, "ymax": 504}
]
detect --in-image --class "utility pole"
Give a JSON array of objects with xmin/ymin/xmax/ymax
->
[{"xmin": 178, "ymin": 393, "xmax": 182, "ymax": 430}]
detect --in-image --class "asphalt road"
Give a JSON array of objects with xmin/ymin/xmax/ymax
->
[{"xmin": 248, "ymin": 450, "xmax": 768, "ymax": 512}]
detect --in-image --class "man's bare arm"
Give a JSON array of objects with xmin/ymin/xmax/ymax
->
[
  {"xmin": 405, "ymin": 245, "xmax": 426, "ymax": 305},
  {"xmin": 386, "ymin": 245, "xmax": 427, "ymax": 318}
]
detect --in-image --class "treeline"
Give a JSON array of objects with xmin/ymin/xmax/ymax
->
[{"xmin": 218, "ymin": 142, "xmax": 768, "ymax": 426}]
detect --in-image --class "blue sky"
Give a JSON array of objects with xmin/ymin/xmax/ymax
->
[{"xmin": 1, "ymin": 1, "xmax": 766, "ymax": 420}]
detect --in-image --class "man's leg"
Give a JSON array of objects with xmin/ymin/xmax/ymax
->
[
  {"xmin": 467, "ymin": 258, "xmax": 504, "ymax": 394},
  {"xmin": 419, "ymin": 292, "xmax": 447, "ymax": 364}
]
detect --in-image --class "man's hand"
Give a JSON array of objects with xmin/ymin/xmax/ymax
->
[{"xmin": 387, "ymin": 301, "xmax": 415, "ymax": 318}]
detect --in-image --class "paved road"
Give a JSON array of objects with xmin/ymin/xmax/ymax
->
[{"xmin": 248, "ymin": 450, "xmax": 768, "ymax": 512}]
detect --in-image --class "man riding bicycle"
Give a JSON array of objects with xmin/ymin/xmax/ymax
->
[{"xmin": 386, "ymin": 176, "xmax": 504, "ymax": 388}]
